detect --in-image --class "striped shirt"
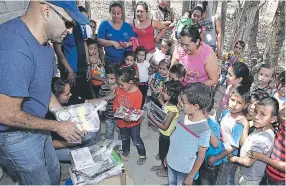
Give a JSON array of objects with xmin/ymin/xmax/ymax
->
[
  {"xmin": 98, "ymin": 83, "xmax": 114, "ymax": 119},
  {"xmin": 266, "ymin": 121, "xmax": 285, "ymax": 182}
]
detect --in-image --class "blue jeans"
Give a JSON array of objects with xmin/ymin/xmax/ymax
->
[
  {"xmin": 105, "ymin": 118, "xmax": 116, "ymax": 140},
  {"xmin": 120, "ymin": 124, "xmax": 146, "ymax": 157},
  {"xmin": 0, "ymin": 130, "xmax": 60, "ymax": 185},
  {"xmin": 168, "ymin": 165, "xmax": 189, "ymax": 185}
]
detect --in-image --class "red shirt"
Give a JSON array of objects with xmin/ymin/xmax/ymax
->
[
  {"xmin": 266, "ymin": 121, "xmax": 285, "ymax": 182},
  {"xmin": 113, "ymin": 87, "xmax": 142, "ymax": 128}
]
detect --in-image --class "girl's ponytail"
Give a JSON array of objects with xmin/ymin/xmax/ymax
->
[{"xmin": 232, "ymin": 62, "xmax": 253, "ymax": 89}]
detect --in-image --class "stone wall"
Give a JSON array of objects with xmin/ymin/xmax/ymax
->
[{"xmin": 0, "ymin": 1, "xmax": 29, "ymax": 24}]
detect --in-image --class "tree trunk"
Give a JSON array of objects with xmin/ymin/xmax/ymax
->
[
  {"xmin": 221, "ymin": 1, "xmax": 227, "ymax": 48},
  {"xmin": 208, "ymin": 1, "xmax": 218, "ymax": 14},
  {"xmin": 182, "ymin": 0, "xmax": 190, "ymax": 15},
  {"xmin": 265, "ymin": 0, "xmax": 285, "ymax": 67},
  {"xmin": 85, "ymin": 0, "xmax": 91, "ymax": 18},
  {"xmin": 118, "ymin": 1, "xmax": 125, "ymax": 21},
  {"xmin": 248, "ymin": 5, "xmax": 260, "ymax": 69}
]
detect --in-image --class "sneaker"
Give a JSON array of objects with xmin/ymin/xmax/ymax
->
[{"xmin": 137, "ymin": 156, "xmax": 147, "ymax": 165}]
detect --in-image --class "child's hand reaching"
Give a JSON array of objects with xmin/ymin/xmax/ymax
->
[{"xmin": 208, "ymin": 156, "xmax": 217, "ymax": 165}]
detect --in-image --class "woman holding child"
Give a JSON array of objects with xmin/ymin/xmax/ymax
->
[
  {"xmin": 97, "ymin": 2, "xmax": 135, "ymax": 65},
  {"xmin": 172, "ymin": 25, "xmax": 219, "ymax": 87}
]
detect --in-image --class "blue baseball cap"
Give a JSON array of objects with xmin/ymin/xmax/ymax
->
[{"xmin": 46, "ymin": 0, "xmax": 89, "ymax": 25}]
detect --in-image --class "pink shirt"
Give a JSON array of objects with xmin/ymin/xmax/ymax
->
[{"xmin": 178, "ymin": 42, "xmax": 212, "ymax": 84}]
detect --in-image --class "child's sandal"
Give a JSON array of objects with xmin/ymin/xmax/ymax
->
[{"xmin": 137, "ymin": 157, "xmax": 147, "ymax": 165}]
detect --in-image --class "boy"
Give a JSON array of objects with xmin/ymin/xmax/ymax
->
[
  {"xmin": 251, "ymin": 64, "xmax": 275, "ymax": 95},
  {"xmin": 98, "ymin": 64, "xmax": 119, "ymax": 140},
  {"xmin": 166, "ymin": 83, "xmax": 212, "ymax": 185},
  {"xmin": 246, "ymin": 89, "xmax": 269, "ymax": 135},
  {"xmin": 168, "ymin": 63, "xmax": 186, "ymax": 84},
  {"xmin": 230, "ymin": 97, "xmax": 278, "ymax": 185},
  {"xmin": 199, "ymin": 97, "xmax": 224, "ymax": 185}
]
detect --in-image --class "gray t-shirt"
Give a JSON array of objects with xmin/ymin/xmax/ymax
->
[
  {"xmin": 240, "ymin": 128, "xmax": 275, "ymax": 181},
  {"xmin": 167, "ymin": 113, "xmax": 211, "ymax": 173},
  {"xmin": 199, "ymin": 14, "xmax": 217, "ymax": 46}
]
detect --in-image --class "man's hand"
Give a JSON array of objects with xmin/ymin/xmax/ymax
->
[
  {"xmin": 56, "ymin": 122, "xmax": 83, "ymax": 142},
  {"xmin": 183, "ymin": 176, "xmax": 193, "ymax": 185},
  {"xmin": 68, "ymin": 71, "xmax": 77, "ymax": 87}
]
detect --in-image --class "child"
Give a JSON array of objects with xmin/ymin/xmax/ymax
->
[
  {"xmin": 174, "ymin": 11, "xmax": 193, "ymax": 39},
  {"xmin": 210, "ymin": 86, "xmax": 251, "ymax": 185},
  {"xmin": 216, "ymin": 62, "xmax": 253, "ymax": 121},
  {"xmin": 248, "ymin": 121, "xmax": 285, "ymax": 185},
  {"xmin": 190, "ymin": 6, "xmax": 206, "ymax": 41},
  {"xmin": 214, "ymin": 40, "xmax": 245, "ymax": 93},
  {"xmin": 272, "ymin": 71, "xmax": 285, "ymax": 111},
  {"xmin": 168, "ymin": 63, "xmax": 186, "ymax": 84},
  {"xmin": 199, "ymin": 96, "xmax": 224, "ymax": 185},
  {"xmin": 113, "ymin": 66, "xmax": 146, "ymax": 165},
  {"xmin": 121, "ymin": 51, "xmax": 139, "ymax": 78},
  {"xmin": 158, "ymin": 39, "xmax": 173, "ymax": 57},
  {"xmin": 246, "ymin": 89, "xmax": 269, "ymax": 135},
  {"xmin": 150, "ymin": 59, "xmax": 171, "ymax": 107},
  {"xmin": 166, "ymin": 83, "xmax": 212, "ymax": 185},
  {"xmin": 135, "ymin": 46, "xmax": 149, "ymax": 108},
  {"xmin": 230, "ymin": 97, "xmax": 278, "ymax": 185},
  {"xmin": 87, "ymin": 38, "xmax": 106, "ymax": 98},
  {"xmin": 148, "ymin": 80, "xmax": 182, "ymax": 177},
  {"xmin": 251, "ymin": 64, "xmax": 274, "ymax": 95},
  {"xmin": 98, "ymin": 64, "xmax": 119, "ymax": 140}
]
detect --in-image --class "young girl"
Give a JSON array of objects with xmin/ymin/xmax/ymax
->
[
  {"xmin": 214, "ymin": 40, "xmax": 246, "ymax": 93},
  {"xmin": 251, "ymin": 64, "xmax": 274, "ymax": 95},
  {"xmin": 216, "ymin": 62, "xmax": 253, "ymax": 121},
  {"xmin": 148, "ymin": 80, "xmax": 182, "ymax": 177},
  {"xmin": 272, "ymin": 71, "xmax": 285, "ymax": 111},
  {"xmin": 210, "ymin": 86, "xmax": 251, "ymax": 185},
  {"xmin": 135, "ymin": 46, "xmax": 149, "ymax": 108},
  {"xmin": 150, "ymin": 59, "xmax": 171, "ymax": 107},
  {"xmin": 87, "ymin": 38, "xmax": 106, "ymax": 98},
  {"xmin": 121, "ymin": 51, "xmax": 139, "ymax": 78},
  {"xmin": 113, "ymin": 66, "xmax": 147, "ymax": 165}
]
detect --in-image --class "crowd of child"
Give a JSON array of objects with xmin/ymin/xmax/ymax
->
[{"xmin": 50, "ymin": 4, "xmax": 285, "ymax": 185}]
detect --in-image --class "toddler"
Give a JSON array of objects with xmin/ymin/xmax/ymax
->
[
  {"xmin": 271, "ymin": 71, "xmax": 285, "ymax": 111},
  {"xmin": 121, "ymin": 51, "xmax": 139, "ymax": 78},
  {"xmin": 168, "ymin": 63, "xmax": 186, "ymax": 84},
  {"xmin": 113, "ymin": 66, "xmax": 146, "ymax": 165},
  {"xmin": 87, "ymin": 38, "xmax": 106, "ymax": 98}
]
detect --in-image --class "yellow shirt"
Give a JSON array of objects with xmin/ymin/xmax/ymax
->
[{"xmin": 159, "ymin": 104, "xmax": 179, "ymax": 136}]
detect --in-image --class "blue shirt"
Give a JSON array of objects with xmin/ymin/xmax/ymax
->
[
  {"xmin": 219, "ymin": 110, "xmax": 244, "ymax": 161},
  {"xmin": 205, "ymin": 117, "xmax": 224, "ymax": 165},
  {"xmin": 62, "ymin": 24, "xmax": 87, "ymax": 72},
  {"xmin": 0, "ymin": 18, "xmax": 56, "ymax": 131},
  {"xmin": 167, "ymin": 114, "xmax": 211, "ymax": 173},
  {"xmin": 97, "ymin": 20, "xmax": 135, "ymax": 63}
]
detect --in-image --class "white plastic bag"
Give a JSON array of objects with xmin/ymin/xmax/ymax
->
[{"xmin": 51, "ymin": 102, "xmax": 104, "ymax": 132}]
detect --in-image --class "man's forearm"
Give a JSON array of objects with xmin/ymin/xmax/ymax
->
[{"xmin": 2, "ymin": 110, "xmax": 59, "ymax": 132}]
